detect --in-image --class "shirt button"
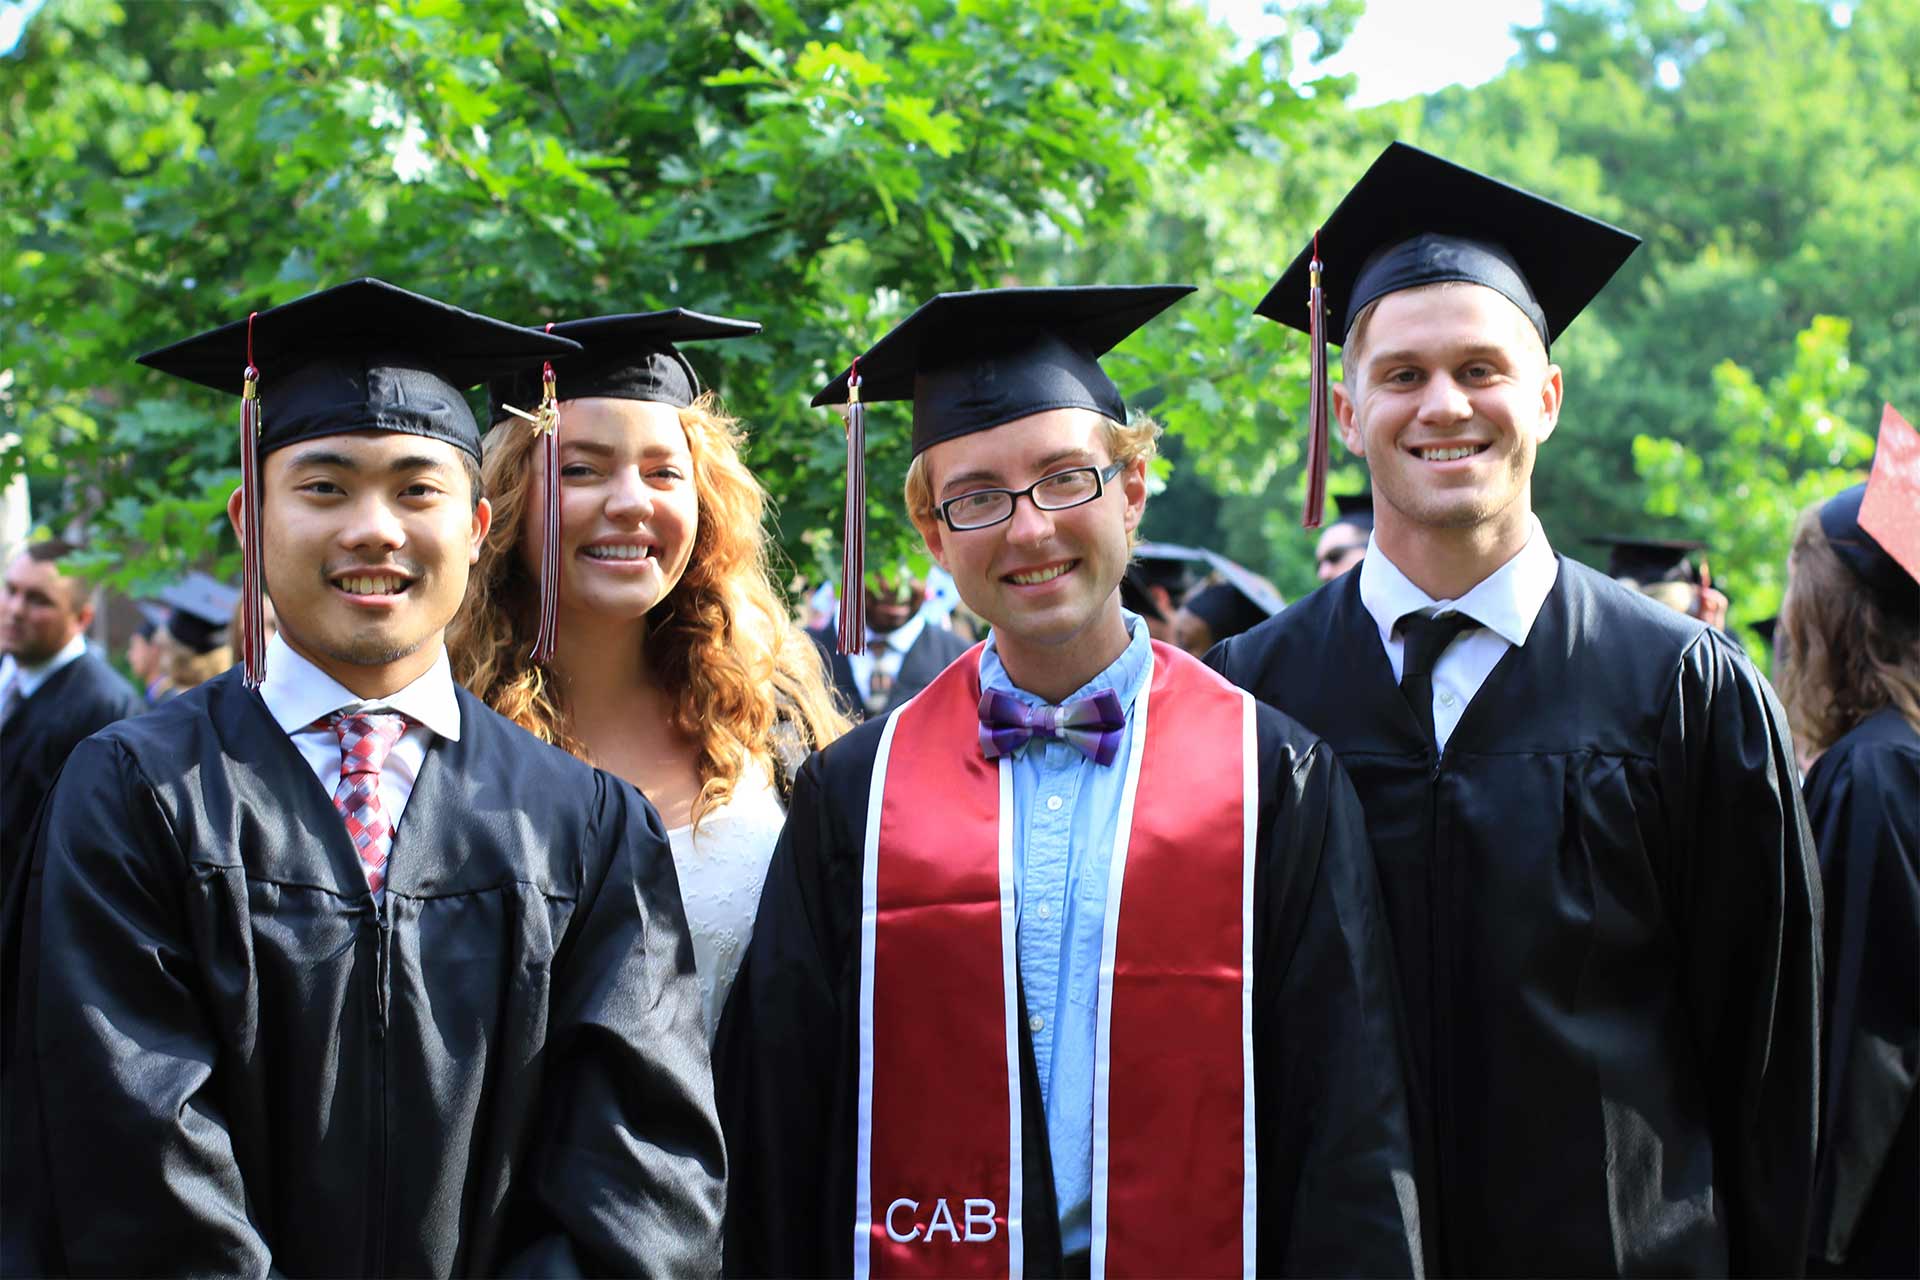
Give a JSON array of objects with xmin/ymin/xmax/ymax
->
[
  {"xmin": 1046, "ymin": 795, "xmax": 1063, "ymax": 811},
  {"xmin": 1029, "ymin": 1014, "xmax": 1045, "ymax": 1032},
  {"xmin": 1439, "ymin": 692, "xmax": 1458, "ymax": 708},
  {"xmin": 1036, "ymin": 903, "xmax": 1052, "ymax": 920}
]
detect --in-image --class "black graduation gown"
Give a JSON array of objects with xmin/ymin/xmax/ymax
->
[
  {"xmin": 1208, "ymin": 559, "xmax": 1821, "ymax": 1278},
  {"xmin": 1805, "ymin": 708, "xmax": 1918, "ymax": 1279},
  {"xmin": 0, "ymin": 668, "xmax": 723, "ymax": 1277},
  {"xmin": 713, "ymin": 700, "xmax": 1422, "ymax": 1278},
  {"xmin": 0, "ymin": 649, "xmax": 142, "ymax": 889}
]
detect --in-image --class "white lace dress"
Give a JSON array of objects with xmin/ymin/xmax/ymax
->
[{"xmin": 665, "ymin": 767, "xmax": 787, "ymax": 1042}]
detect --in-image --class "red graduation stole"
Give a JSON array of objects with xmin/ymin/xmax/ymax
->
[{"xmin": 854, "ymin": 641, "xmax": 1256, "ymax": 1279}]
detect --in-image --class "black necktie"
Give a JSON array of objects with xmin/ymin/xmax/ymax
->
[{"xmin": 1395, "ymin": 610, "xmax": 1480, "ymax": 751}]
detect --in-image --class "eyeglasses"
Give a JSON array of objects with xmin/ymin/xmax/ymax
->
[{"xmin": 937, "ymin": 462, "xmax": 1127, "ymax": 532}]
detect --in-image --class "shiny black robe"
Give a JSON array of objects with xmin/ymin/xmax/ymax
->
[
  {"xmin": 713, "ymin": 700, "xmax": 1422, "ymax": 1278},
  {"xmin": 0, "ymin": 648, "xmax": 142, "ymax": 889},
  {"xmin": 1805, "ymin": 708, "xmax": 1918, "ymax": 1278},
  {"xmin": 1, "ymin": 668, "xmax": 723, "ymax": 1277},
  {"xmin": 1208, "ymin": 559, "xmax": 1821, "ymax": 1277}
]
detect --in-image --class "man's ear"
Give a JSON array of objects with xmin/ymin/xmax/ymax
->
[
  {"xmin": 1332, "ymin": 382, "xmax": 1366, "ymax": 457},
  {"xmin": 917, "ymin": 512, "xmax": 951, "ymax": 573},
  {"xmin": 1120, "ymin": 456, "xmax": 1149, "ymax": 535},
  {"xmin": 1535, "ymin": 362, "xmax": 1564, "ymax": 445},
  {"xmin": 226, "ymin": 483, "xmax": 247, "ymax": 542},
  {"xmin": 468, "ymin": 497, "xmax": 493, "ymax": 566}
]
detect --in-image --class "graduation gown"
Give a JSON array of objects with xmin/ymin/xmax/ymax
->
[
  {"xmin": 0, "ymin": 649, "xmax": 142, "ymax": 889},
  {"xmin": 1805, "ymin": 708, "xmax": 1918, "ymax": 1279},
  {"xmin": 1, "ymin": 668, "xmax": 723, "ymax": 1277},
  {"xmin": 1207, "ymin": 559, "xmax": 1821, "ymax": 1277},
  {"xmin": 713, "ymin": 691, "xmax": 1421, "ymax": 1278}
]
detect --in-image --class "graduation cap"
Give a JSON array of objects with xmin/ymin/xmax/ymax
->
[
  {"xmin": 1329, "ymin": 491, "xmax": 1374, "ymax": 531},
  {"xmin": 1822, "ymin": 404, "xmax": 1920, "ymax": 623},
  {"xmin": 1254, "ymin": 142, "xmax": 1641, "ymax": 529},
  {"xmin": 1749, "ymin": 615, "xmax": 1778, "ymax": 649},
  {"xmin": 484, "ymin": 308, "xmax": 761, "ymax": 665},
  {"xmin": 486, "ymin": 309, "xmax": 761, "ymax": 422},
  {"xmin": 157, "ymin": 573, "xmax": 240, "ymax": 656},
  {"xmin": 1589, "ymin": 534, "xmax": 1707, "ymax": 585},
  {"xmin": 812, "ymin": 285, "xmax": 1195, "ymax": 652},
  {"xmin": 1121, "ymin": 542, "xmax": 1212, "ymax": 622},
  {"xmin": 136, "ymin": 278, "xmax": 579, "ymax": 686}
]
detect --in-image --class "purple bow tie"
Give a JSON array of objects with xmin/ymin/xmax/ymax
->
[{"xmin": 978, "ymin": 688, "xmax": 1127, "ymax": 766}]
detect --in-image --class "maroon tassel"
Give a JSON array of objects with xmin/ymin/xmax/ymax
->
[
  {"xmin": 1301, "ymin": 231, "xmax": 1330, "ymax": 530},
  {"xmin": 530, "ymin": 349, "xmax": 562, "ymax": 666},
  {"xmin": 837, "ymin": 359, "xmax": 867, "ymax": 656},
  {"xmin": 238, "ymin": 311, "xmax": 268, "ymax": 688}
]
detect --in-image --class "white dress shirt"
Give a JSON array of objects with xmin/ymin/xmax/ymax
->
[
  {"xmin": 846, "ymin": 611, "xmax": 926, "ymax": 708},
  {"xmin": 255, "ymin": 632, "xmax": 463, "ymax": 899},
  {"xmin": 1357, "ymin": 516, "xmax": 1561, "ymax": 751}
]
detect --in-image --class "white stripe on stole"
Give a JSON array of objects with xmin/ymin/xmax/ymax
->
[
  {"xmin": 853, "ymin": 706, "xmax": 907, "ymax": 1280},
  {"xmin": 1089, "ymin": 656, "xmax": 1156, "ymax": 1279},
  {"xmin": 1238, "ymin": 691, "xmax": 1259, "ymax": 1278},
  {"xmin": 998, "ymin": 754, "xmax": 1025, "ymax": 1279}
]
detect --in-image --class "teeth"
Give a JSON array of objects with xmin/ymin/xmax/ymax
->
[
  {"xmin": 1008, "ymin": 563, "xmax": 1071, "ymax": 586},
  {"xmin": 1418, "ymin": 446, "xmax": 1482, "ymax": 462},
  {"xmin": 339, "ymin": 576, "xmax": 406, "ymax": 595},
  {"xmin": 584, "ymin": 544, "xmax": 651, "ymax": 561}
]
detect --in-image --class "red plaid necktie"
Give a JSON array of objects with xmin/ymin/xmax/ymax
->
[{"xmin": 326, "ymin": 711, "xmax": 411, "ymax": 895}]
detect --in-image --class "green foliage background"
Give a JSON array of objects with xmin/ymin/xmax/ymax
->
[{"xmin": 3, "ymin": 0, "xmax": 1914, "ymax": 650}]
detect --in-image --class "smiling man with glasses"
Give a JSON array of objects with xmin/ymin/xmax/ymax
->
[{"xmin": 715, "ymin": 286, "xmax": 1420, "ymax": 1279}]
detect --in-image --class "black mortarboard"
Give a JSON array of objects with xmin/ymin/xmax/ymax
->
[
  {"xmin": 136, "ymin": 278, "xmax": 577, "ymax": 686},
  {"xmin": 1749, "ymin": 616, "xmax": 1778, "ymax": 648},
  {"xmin": 158, "ymin": 573, "xmax": 239, "ymax": 655},
  {"xmin": 1330, "ymin": 491, "xmax": 1374, "ymax": 530},
  {"xmin": 487, "ymin": 308, "xmax": 761, "ymax": 422},
  {"xmin": 812, "ymin": 285, "xmax": 1195, "ymax": 457},
  {"xmin": 138, "ymin": 278, "xmax": 579, "ymax": 461},
  {"xmin": 1589, "ymin": 535, "xmax": 1707, "ymax": 585},
  {"xmin": 1821, "ymin": 481, "xmax": 1919, "ymax": 624},
  {"xmin": 812, "ymin": 285, "xmax": 1194, "ymax": 652},
  {"xmin": 1254, "ymin": 142, "xmax": 1641, "ymax": 529},
  {"xmin": 1121, "ymin": 542, "xmax": 1211, "ymax": 621}
]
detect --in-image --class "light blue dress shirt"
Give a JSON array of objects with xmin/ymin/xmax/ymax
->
[{"xmin": 978, "ymin": 611, "xmax": 1152, "ymax": 1258}]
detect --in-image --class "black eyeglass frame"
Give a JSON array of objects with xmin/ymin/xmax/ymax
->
[{"xmin": 936, "ymin": 460, "xmax": 1128, "ymax": 532}]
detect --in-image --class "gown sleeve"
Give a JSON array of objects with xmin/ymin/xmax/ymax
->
[
  {"xmin": 1805, "ymin": 731, "xmax": 1919, "ymax": 1269},
  {"xmin": 1255, "ymin": 725, "xmax": 1424, "ymax": 1278},
  {"xmin": 499, "ymin": 773, "xmax": 726, "ymax": 1278},
  {"xmin": 713, "ymin": 750, "xmax": 848, "ymax": 1279},
  {"xmin": 30, "ymin": 735, "xmax": 276, "ymax": 1276},
  {"xmin": 1659, "ymin": 631, "xmax": 1823, "ymax": 1276}
]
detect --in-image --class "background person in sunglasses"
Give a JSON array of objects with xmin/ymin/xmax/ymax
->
[
  {"xmin": 715, "ymin": 286, "xmax": 1419, "ymax": 1278},
  {"xmin": 808, "ymin": 568, "xmax": 970, "ymax": 720}
]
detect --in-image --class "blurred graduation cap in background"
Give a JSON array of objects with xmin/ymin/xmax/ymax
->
[
  {"xmin": 1823, "ymin": 402, "xmax": 1920, "ymax": 623},
  {"xmin": 1256, "ymin": 142, "xmax": 1640, "ymax": 528},
  {"xmin": 157, "ymin": 573, "xmax": 240, "ymax": 656}
]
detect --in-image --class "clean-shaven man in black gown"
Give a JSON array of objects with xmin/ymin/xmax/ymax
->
[
  {"xmin": 1, "ymin": 280, "xmax": 724, "ymax": 1277},
  {"xmin": 1208, "ymin": 144, "xmax": 1821, "ymax": 1277}
]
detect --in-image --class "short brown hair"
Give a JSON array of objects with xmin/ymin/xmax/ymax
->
[{"xmin": 1778, "ymin": 503, "xmax": 1920, "ymax": 754}]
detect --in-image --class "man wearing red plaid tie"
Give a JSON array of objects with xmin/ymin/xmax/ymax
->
[
  {"xmin": 716, "ymin": 288, "xmax": 1419, "ymax": 1279},
  {"xmin": 2, "ymin": 282, "xmax": 723, "ymax": 1277}
]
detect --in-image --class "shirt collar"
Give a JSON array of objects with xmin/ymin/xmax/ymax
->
[
  {"xmin": 257, "ymin": 631, "xmax": 462, "ymax": 741},
  {"xmin": 980, "ymin": 608, "xmax": 1152, "ymax": 712},
  {"xmin": 1357, "ymin": 514, "xmax": 1559, "ymax": 650},
  {"xmin": 868, "ymin": 611, "xmax": 927, "ymax": 655},
  {"xmin": 13, "ymin": 632, "xmax": 89, "ymax": 697}
]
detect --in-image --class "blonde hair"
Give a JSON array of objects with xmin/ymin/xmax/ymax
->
[
  {"xmin": 448, "ymin": 391, "xmax": 851, "ymax": 826},
  {"xmin": 903, "ymin": 412, "xmax": 1163, "ymax": 540},
  {"xmin": 1778, "ymin": 503, "xmax": 1920, "ymax": 755}
]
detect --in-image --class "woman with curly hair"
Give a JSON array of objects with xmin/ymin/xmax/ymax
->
[
  {"xmin": 1779, "ymin": 480, "xmax": 1919, "ymax": 1279},
  {"xmin": 448, "ymin": 310, "xmax": 850, "ymax": 1039}
]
